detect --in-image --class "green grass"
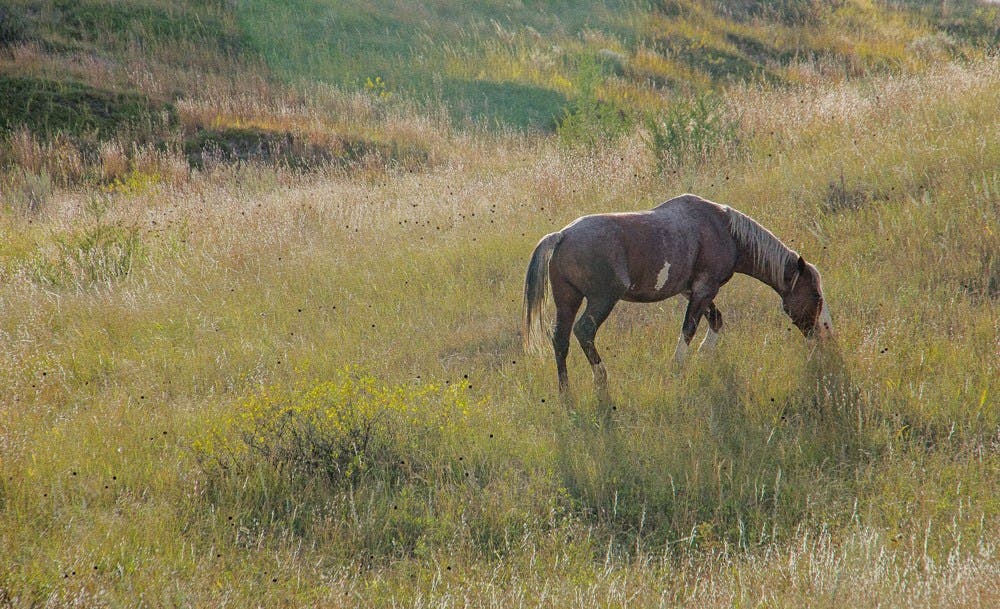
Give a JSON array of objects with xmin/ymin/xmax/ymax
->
[
  {"xmin": 0, "ymin": 75, "xmax": 176, "ymax": 138},
  {"xmin": 9, "ymin": 0, "xmax": 996, "ymax": 133}
]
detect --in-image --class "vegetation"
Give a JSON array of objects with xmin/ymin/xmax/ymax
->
[
  {"xmin": 1, "ymin": 0, "xmax": 998, "ymax": 606},
  {"xmin": 0, "ymin": 75, "xmax": 176, "ymax": 138}
]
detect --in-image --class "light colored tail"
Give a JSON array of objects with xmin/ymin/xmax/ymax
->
[{"xmin": 522, "ymin": 232, "xmax": 563, "ymax": 355}]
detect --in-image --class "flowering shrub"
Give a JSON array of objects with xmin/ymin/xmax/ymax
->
[{"xmin": 196, "ymin": 369, "xmax": 474, "ymax": 486}]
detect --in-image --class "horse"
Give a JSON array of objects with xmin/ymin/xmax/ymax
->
[{"xmin": 522, "ymin": 193, "xmax": 833, "ymax": 401}]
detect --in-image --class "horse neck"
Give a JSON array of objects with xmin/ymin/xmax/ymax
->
[{"xmin": 727, "ymin": 210, "xmax": 795, "ymax": 296}]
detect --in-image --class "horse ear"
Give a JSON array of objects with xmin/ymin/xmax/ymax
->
[{"xmin": 797, "ymin": 256, "xmax": 806, "ymax": 274}]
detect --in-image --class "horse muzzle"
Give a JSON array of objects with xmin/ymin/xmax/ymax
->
[{"xmin": 814, "ymin": 302, "xmax": 835, "ymax": 340}]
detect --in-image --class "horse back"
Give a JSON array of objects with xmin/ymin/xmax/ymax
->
[{"xmin": 552, "ymin": 195, "xmax": 736, "ymax": 301}]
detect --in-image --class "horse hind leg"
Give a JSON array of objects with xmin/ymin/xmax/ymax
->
[
  {"xmin": 699, "ymin": 302, "xmax": 723, "ymax": 352},
  {"xmin": 573, "ymin": 295, "xmax": 618, "ymax": 404},
  {"xmin": 551, "ymin": 274, "xmax": 583, "ymax": 397}
]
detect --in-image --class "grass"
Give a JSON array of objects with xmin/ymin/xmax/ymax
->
[
  {"xmin": 1, "ymin": 1, "xmax": 999, "ymax": 607},
  {"xmin": 7, "ymin": 0, "xmax": 997, "ymax": 136},
  {"xmin": 2, "ymin": 54, "xmax": 998, "ymax": 605},
  {"xmin": 0, "ymin": 75, "xmax": 176, "ymax": 138}
]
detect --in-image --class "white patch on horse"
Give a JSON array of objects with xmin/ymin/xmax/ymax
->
[
  {"xmin": 673, "ymin": 334, "xmax": 689, "ymax": 365},
  {"xmin": 654, "ymin": 260, "xmax": 671, "ymax": 291},
  {"xmin": 699, "ymin": 328, "xmax": 720, "ymax": 352}
]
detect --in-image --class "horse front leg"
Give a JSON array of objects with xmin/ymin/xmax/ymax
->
[
  {"xmin": 698, "ymin": 302, "xmax": 723, "ymax": 352},
  {"xmin": 675, "ymin": 288, "xmax": 717, "ymax": 366}
]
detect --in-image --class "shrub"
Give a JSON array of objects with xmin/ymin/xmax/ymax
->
[
  {"xmin": 645, "ymin": 93, "xmax": 736, "ymax": 171},
  {"xmin": 196, "ymin": 370, "xmax": 476, "ymax": 486},
  {"xmin": 557, "ymin": 54, "xmax": 633, "ymax": 148}
]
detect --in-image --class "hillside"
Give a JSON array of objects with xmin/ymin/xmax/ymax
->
[
  {"xmin": 3, "ymin": 1, "xmax": 999, "ymax": 135},
  {"xmin": 1, "ymin": 1, "xmax": 999, "ymax": 607}
]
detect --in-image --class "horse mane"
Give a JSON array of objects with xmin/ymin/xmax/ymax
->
[{"xmin": 724, "ymin": 206, "xmax": 797, "ymax": 290}]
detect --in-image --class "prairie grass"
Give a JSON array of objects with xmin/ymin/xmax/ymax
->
[
  {"xmin": 2, "ymin": 1, "xmax": 1000, "ymax": 606},
  {"xmin": 1, "ymin": 51, "xmax": 997, "ymax": 606}
]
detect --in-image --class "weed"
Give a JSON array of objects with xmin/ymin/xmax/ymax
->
[
  {"xmin": 102, "ymin": 169, "xmax": 161, "ymax": 197},
  {"xmin": 196, "ymin": 369, "xmax": 475, "ymax": 486},
  {"xmin": 28, "ymin": 221, "xmax": 146, "ymax": 287},
  {"xmin": 364, "ymin": 75, "xmax": 392, "ymax": 102},
  {"xmin": 97, "ymin": 140, "xmax": 128, "ymax": 183},
  {"xmin": 2, "ymin": 170, "xmax": 52, "ymax": 215},
  {"xmin": 823, "ymin": 170, "xmax": 871, "ymax": 213}
]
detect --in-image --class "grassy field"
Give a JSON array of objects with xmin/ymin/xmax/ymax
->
[{"xmin": 1, "ymin": 1, "xmax": 999, "ymax": 607}]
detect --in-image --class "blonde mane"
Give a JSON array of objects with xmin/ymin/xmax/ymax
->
[{"xmin": 724, "ymin": 206, "xmax": 797, "ymax": 290}]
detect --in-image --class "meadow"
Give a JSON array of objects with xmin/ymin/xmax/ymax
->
[{"xmin": 1, "ymin": 1, "xmax": 998, "ymax": 607}]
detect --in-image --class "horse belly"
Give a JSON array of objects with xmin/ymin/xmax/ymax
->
[{"xmin": 623, "ymin": 252, "xmax": 687, "ymax": 302}]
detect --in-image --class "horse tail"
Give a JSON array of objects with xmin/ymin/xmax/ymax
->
[{"xmin": 523, "ymin": 231, "xmax": 564, "ymax": 355}]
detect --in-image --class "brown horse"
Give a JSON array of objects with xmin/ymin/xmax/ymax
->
[{"xmin": 523, "ymin": 193, "xmax": 833, "ymax": 400}]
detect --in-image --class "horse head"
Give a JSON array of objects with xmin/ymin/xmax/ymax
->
[{"xmin": 781, "ymin": 256, "xmax": 834, "ymax": 340}]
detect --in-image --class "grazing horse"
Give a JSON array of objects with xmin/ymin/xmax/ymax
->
[{"xmin": 522, "ymin": 194, "xmax": 833, "ymax": 400}]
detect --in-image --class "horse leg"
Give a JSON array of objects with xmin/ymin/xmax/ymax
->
[
  {"xmin": 573, "ymin": 295, "xmax": 618, "ymax": 404},
  {"xmin": 698, "ymin": 302, "xmax": 723, "ymax": 352},
  {"xmin": 551, "ymin": 274, "xmax": 583, "ymax": 397},
  {"xmin": 674, "ymin": 286, "xmax": 718, "ymax": 366}
]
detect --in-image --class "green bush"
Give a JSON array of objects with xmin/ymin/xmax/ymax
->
[
  {"xmin": 557, "ymin": 55, "xmax": 633, "ymax": 148},
  {"xmin": 645, "ymin": 93, "xmax": 736, "ymax": 171}
]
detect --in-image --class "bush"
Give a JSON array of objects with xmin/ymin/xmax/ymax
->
[
  {"xmin": 645, "ymin": 93, "xmax": 736, "ymax": 172},
  {"xmin": 197, "ymin": 370, "xmax": 476, "ymax": 486},
  {"xmin": 557, "ymin": 54, "xmax": 633, "ymax": 148}
]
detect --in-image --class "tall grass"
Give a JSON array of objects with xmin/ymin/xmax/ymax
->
[{"xmin": 0, "ymin": 53, "xmax": 997, "ymax": 606}]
